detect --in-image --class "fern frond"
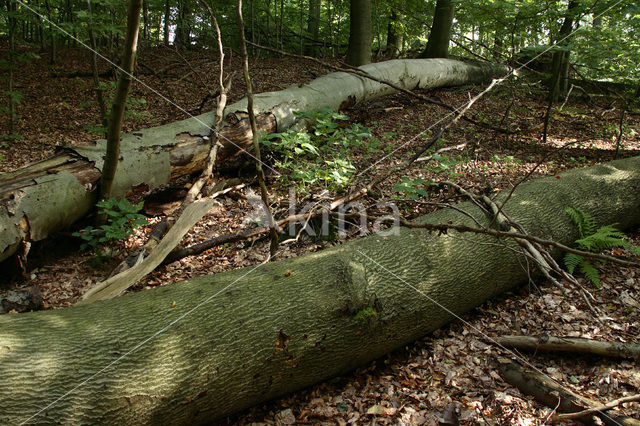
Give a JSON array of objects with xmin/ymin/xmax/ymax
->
[
  {"xmin": 564, "ymin": 207, "xmax": 596, "ymax": 238},
  {"xmin": 579, "ymin": 260, "xmax": 600, "ymax": 287},
  {"xmin": 564, "ymin": 253, "xmax": 583, "ymax": 274},
  {"xmin": 575, "ymin": 225, "xmax": 627, "ymax": 251}
]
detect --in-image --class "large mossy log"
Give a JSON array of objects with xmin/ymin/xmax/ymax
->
[
  {"xmin": 0, "ymin": 59, "xmax": 507, "ymax": 263},
  {"xmin": 1, "ymin": 156, "xmax": 639, "ymax": 424}
]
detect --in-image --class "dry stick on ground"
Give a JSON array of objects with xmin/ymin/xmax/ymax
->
[
  {"xmin": 246, "ymin": 40, "xmax": 518, "ymax": 135},
  {"xmin": 497, "ymin": 335, "xmax": 640, "ymax": 360},
  {"xmin": 498, "ymin": 360, "xmax": 640, "ymax": 426},
  {"xmin": 555, "ymin": 395, "xmax": 640, "ymax": 422},
  {"xmin": 237, "ymin": 0, "xmax": 279, "ymax": 257}
]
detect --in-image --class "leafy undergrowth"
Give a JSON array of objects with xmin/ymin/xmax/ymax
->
[{"xmin": 1, "ymin": 45, "xmax": 640, "ymax": 423}]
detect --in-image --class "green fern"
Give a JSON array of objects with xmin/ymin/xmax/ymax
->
[
  {"xmin": 564, "ymin": 252, "xmax": 582, "ymax": 275},
  {"xmin": 564, "ymin": 206, "xmax": 596, "ymax": 238},
  {"xmin": 563, "ymin": 207, "xmax": 637, "ymax": 287},
  {"xmin": 579, "ymin": 261, "xmax": 601, "ymax": 287}
]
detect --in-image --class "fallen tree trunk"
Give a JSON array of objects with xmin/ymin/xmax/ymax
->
[
  {"xmin": 1, "ymin": 156, "xmax": 639, "ymax": 424},
  {"xmin": 0, "ymin": 58, "xmax": 508, "ymax": 263}
]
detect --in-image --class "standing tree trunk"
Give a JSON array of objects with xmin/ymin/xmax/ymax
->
[
  {"xmin": 386, "ymin": 10, "xmax": 403, "ymax": 58},
  {"xmin": 44, "ymin": 0, "xmax": 55, "ymax": 63},
  {"xmin": 419, "ymin": 0, "xmax": 454, "ymax": 59},
  {"xmin": 163, "ymin": 0, "xmax": 170, "ymax": 45},
  {"xmin": 345, "ymin": 0, "xmax": 371, "ymax": 66},
  {"xmin": 549, "ymin": 0, "xmax": 577, "ymax": 102},
  {"xmin": 98, "ymin": 0, "xmax": 142, "ymax": 211},
  {"xmin": 6, "ymin": 0, "xmax": 17, "ymax": 135},
  {"xmin": 86, "ymin": 0, "xmax": 108, "ymax": 131},
  {"xmin": 305, "ymin": 0, "xmax": 320, "ymax": 56},
  {"xmin": 142, "ymin": 0, "xmax": 149, "ymax": 40}
]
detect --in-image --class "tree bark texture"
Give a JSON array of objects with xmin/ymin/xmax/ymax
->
[
  {"xmin": 0, "ymin": 58, "xmax": 508, "ymax": 263},
  {"xmin": 1, "ymin": 156, "xmax": 639, "ymax": 424},
  {"xmin": 419, "ymin": 0, "xmax": 454, "ymax": 59},
  {"xmin": 345, "ymin": 0, "xmax": 372, "ymax": 66}
]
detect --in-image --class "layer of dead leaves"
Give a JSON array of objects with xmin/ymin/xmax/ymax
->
[{"xmin": 2, "ymin": 44, "xmax": 640, "ymax": 424}]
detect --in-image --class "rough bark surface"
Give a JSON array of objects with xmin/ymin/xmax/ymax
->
[
  {"xmin": 0, "ymin": 58, "xmax": 508, "ymax": 263},
  {"xmin": 1, "ymin": 156, "xmax": 639, "ymax": 424}
]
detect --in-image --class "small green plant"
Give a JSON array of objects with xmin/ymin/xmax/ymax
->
[
  {"xmin": 261, "ymin": 108, "xmax": 372, "ymax": 192},
  {"xmin": 564, "ymin": 207, "xmax": 640, "ymax": 287},
  {"xmin": 393, "ymin": 177, "xmax": 433, "ymax": 199},
  {"xmin": 73, "ymin": 198, "xmax": 147, "ymax": 252}
]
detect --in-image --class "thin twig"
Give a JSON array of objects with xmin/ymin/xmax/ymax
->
[{"xmin": 554, "ymin": 394, "xmax": 640, "ymax": 421}]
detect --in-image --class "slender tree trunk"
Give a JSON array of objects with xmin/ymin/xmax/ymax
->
[
  {"xmin": 386, "ymin": 10, "xmax": 403, "ymax": 58},
  {"xmin": 305, "ymin": 0, "xmax": 320, "ymax": 55},
  {"xmin": 175, "ymin": 0, "xmax": 185, "ymax": 48},
  {"xmin": 142, "ymin": 0, "xmax": 149, "ymax": 40},
  {"xmin": 278, "ymin": 0, "xmax": 284, "ymax": 49},
  {"xmin": 265, "ymin": 0, "xmax": 270, "ymax": 41},
  {"xmin": 373, "ymin": 0, "xmax": 381, "ymax": 57},
  {"xmin": 549, "ymin": 0, "xmax": 577, "ymax": 102},
  {"xmin": 86, "ymin": 0, "xmax": 108, "ymax": 131},
  {"xmin": 36, "ymin": 0, "xmax": 45, "ymax": 50},
  {"xmin": 98, "ymin": 0, "xmax": 143, "ymax": 213},
  {"xmin": 345, "ymin": 0, "xmax": 371, "ymax": 66},
  {"xmin": 237, "ymin": 0, "xmax": 279, "ymax": 256},
  {"xmin": 419, "ymin": 0, "xmax": 454, "ymax": 58},
  {"xmin": 44, "ymin": 0, "xmax": 55, "ymax": 64},
  {"xmin": 7, "ymin": 0, "xmax": 16, "ymax": 135},
  {"xmin": 163, "ymin": 0, "xmax": 170, "ymax": 45}
]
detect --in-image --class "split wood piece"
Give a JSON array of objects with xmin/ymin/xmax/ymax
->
[
  {"xmin": 497, "ymin": 360, "xmax": 640, "ymax": 426},
  {"xmin": 80, "ymin": 196, "xmax": 220, "ymax": 303},
  {"xmin": 498, "ymin": 335, "xmax": 640, "ymax": 360}
]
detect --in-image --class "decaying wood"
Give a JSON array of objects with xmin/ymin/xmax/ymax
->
[
  {"xmin": 0, "ymin": 58, "xmax": 509, "ymax": 264},
  {"xmin": 498, "ymin": 335, "xmax": 640, "ymax": 360},
  {"xmin": 497, "ymin": 360, "xmax": 640, "ymax": 426}
]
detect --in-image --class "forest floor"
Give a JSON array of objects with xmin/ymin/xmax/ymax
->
[{"xmin": 1, "ymin": 44, "xmax": 640, "ymax": 424}]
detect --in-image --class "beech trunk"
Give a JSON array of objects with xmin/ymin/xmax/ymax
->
[{"xmin": 0, "ymin": 156, "xmax": 639, "ymax": 424}]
